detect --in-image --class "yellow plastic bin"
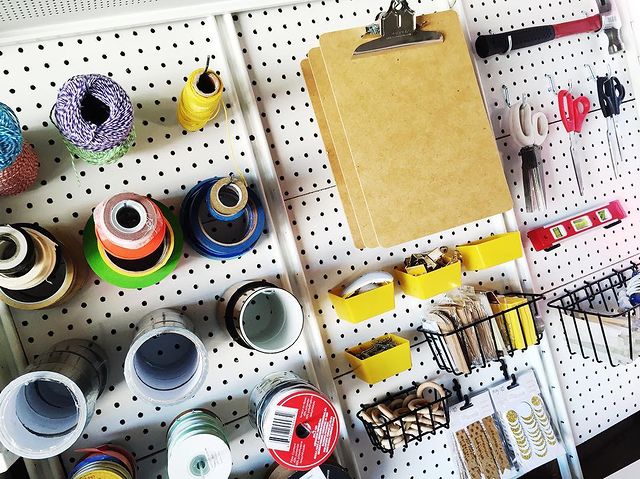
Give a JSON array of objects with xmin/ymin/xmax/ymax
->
[
  {"xmin": 394, "ymin": 261, "xmax": 462, "ymax": 300},
  {"xmin": 490, "ymin": 296, "xmax": 537, "ymax": 350},
  {"xmin": 328, "ymin": 282, "xmax": 395, "ymax": 323},
  {"xmin": 345, "ymin": 334, "xmax": 412, "ymax": 384},
  {"xmin": 457, "ymin": 232, "xmax": 523, "ymax": 270}
]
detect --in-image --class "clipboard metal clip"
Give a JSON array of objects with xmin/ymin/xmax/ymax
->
[{"xmin": 354, "ymin": 0, "xmax": 443, "ymax": 56}]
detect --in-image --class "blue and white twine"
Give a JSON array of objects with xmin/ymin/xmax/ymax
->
[{"xmin": 0, "ymin": 103, "xmax": 23, "ymax": 170}]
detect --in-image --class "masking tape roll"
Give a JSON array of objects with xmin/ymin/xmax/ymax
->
[
  {"xmin": 96, "ymin": 221, "xmax": 174, "ymax": 278},
  {"xmin": 94, "ymin": 193, "xmax": 166, "ymax": 259},
  {"xmin": 206, "ymin": 176, "xmax": 248, "ymax": 221},
  {"xmin": 84, "ymin": 200, "xmax": 182, "ymax": 289}
]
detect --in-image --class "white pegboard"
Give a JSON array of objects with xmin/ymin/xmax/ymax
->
[
  {"xmin": 2, "ymin": 0, "xmax": 639, "ymax": 477},
  {"xmin": 231, "ymin": 0, "xmax": 578, "ymax": 477},
  {"xmin": 0, "ymin": 16, "xmax": 314, "ymax": 477}
]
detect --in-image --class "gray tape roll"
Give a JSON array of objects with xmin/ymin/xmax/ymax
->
[
  {"xmin": 0, "ymin": 339, "xmax": 108, "ymax": 459},
  {"xmin": 124, "ymin": 308, "xmax": 208, "ymax": 405}
]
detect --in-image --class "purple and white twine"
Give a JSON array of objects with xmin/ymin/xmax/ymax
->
[{"xmin": 53, "ymin": 74, "xmax": 134, "ymax": 152}]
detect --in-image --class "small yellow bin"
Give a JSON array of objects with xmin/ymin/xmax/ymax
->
[
  {"xmin": 457, "ymin": 232, "xmax": 523, "ymax": 270},
  {"xmin": 345, "ymin": 334, "xmax": 412, "ymax": 384},
  {"xmin": 328, "ymin": 281, "xmax": 395, "ymax": 323},
  {"xmin": 490, "ymin": 296, "xmax": 537, "ymax": 350},
  {"xmin": 394, "ymin": 261, "xmax": 462, "ymax": 300}
]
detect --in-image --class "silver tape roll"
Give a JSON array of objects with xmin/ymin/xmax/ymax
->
[
  {"xmin": 221, "ymin": 281, "xmax": 304, "ymax": 354},
  {"xmin": 124, "ymin": 308, "xmax": 208, "ymax": 405},
  {"xmin": 0, "ymin": 339, "xmax": 108, "ymax": 459}
]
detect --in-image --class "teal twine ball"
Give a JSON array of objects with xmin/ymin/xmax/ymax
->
[{"xmin": 0, "ymin": 103, "xmax": 23, "ymax": 170}]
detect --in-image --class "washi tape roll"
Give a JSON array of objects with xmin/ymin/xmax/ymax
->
[
  {"xmin": 221, "ymin": 280, "xmax": 304, "ymax": 354},
  {"xmin": 167, "ymin": 409, "xmax": 232, "ymax": 479},
  {"xmin": 267, "ymin": 464, "xmax": 352, "ymax": 479},
  {"xmin": 249, "ymin": 372, "xmax": 340, "ymax": 471},
  {"xmin": 124, "ymin": 309, "xmax": 208, "ymax": 405},
  {"xmin": 96, "ymin": 220, "xmax": 174, "ymax": 278},
  {"xmin": 70, "ymin": 444, "xmax": 136, "ymax": 479},
  {"xmin": 0, "ymin": 225, "xmax": 35, "ymax": 277},
  {"xmin": 206, "ymin": 176, "xmax": 248, "ymax": 221},
  {"xmin": 84, "ymin": 200, "xmax": 183, "ymax": 289},
  {"xmin": 0, "ymin": 339, "xmax": 108, "ymax": 459},
  {"xmin": 94, "ymin": 193, "xmax": 166, "ymax": 260},
  {"xmin": 180, "ymin": 177, "xmax": 265, "ymax": 259},
  {"xmin": 0, "ymin": 224, "xmax": 86, "ymax": 310}
]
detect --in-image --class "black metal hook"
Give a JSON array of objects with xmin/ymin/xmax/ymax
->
[
  {"xmin": 499, "ymin": 359, "xmax": 519, "ymax": 389},
  {"xmin": 452, "ymin": 378, "xmax": 473, "ymax": 410}
]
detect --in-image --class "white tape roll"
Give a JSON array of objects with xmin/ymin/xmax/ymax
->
[
  {"xmin": 124, "ymin": 309, "xmax": 208, "ymax": 405},
  {"xmin": 168, "ymin": 432, "xmax": 232, "ymax": 478}
]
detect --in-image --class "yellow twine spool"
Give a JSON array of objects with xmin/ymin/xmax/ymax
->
[{"xmin": 178, "ymin": 68, "xmax": 223, "ymax": 131}]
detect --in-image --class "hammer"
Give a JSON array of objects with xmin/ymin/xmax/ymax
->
[{"xmin": 475, "ymin": 0, "xmax": 623, "ymax": 58}]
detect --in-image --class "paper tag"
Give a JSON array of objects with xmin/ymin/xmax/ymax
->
[
  {"xmin": 300, "ymin": 467, "xmax": 328, "ymax": 479},
  {"xmin": 264, "ymin": 405, "xmax": 299, "ymax": 451}
]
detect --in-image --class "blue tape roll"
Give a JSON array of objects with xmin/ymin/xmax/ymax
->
[{"xmin": 180, "ymin": 178, "xmax": 265, "ymax": 259}]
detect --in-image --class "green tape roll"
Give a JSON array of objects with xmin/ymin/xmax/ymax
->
[{"xmin": 84, "ymin": 200, "xmax": 183, "ymax": 289}]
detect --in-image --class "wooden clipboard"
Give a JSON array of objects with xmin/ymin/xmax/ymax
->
[{"xmin": 303, "ymin": 10, "xmax": 512, "ymax": 248}]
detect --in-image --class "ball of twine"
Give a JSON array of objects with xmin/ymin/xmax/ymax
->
[
  {"xmin": 52, "ymin": 74, "xmax": 135, "ymax": 165},
  {"xmin": 0, "ymin": 142, "xmax": 39, "ymax": 196},
  {"xmin": 0, "ymin": 102, "xmax": 23, "ymax": 170}
]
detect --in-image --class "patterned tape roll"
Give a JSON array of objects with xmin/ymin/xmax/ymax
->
[
  {"xmin": 0, "ymin": 141, "xmax": 39, "ymax": 197},
  {"xmin": 0, "ymin": 339, "xmax": 108, "ymax": 459},
  {"xmin": 94, "ymin": 193, "xmax": 166, "ymax": 260},
  {"xmin": 221, "ymin": 280, "xmax": 304, "ymax": 354},
  {"xmin": 180, "ymin": 177, "xmax": 265, "ymax": 259},
  {"xmin": 249, "ymin": 372, "xmax": 340, "ymax": 471},
  {"xmin": 167, "ymin": 409, "xmax": 232, "ymax": 479},
  {"xmin": 206, "ymin": 176, "xmax": 249, "ymax": 221},
  {"xmin": 84, "ymin": 200, "xmax": 183, "ymax": 289},
  {"xmin": 124, "ymin": 309, "xmax": 208, "ymax": 405}
]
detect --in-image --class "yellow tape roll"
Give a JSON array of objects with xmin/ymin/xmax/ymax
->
[{"xmin": 177, "ymin": 68, "xmax": 223, "ymax": 131}]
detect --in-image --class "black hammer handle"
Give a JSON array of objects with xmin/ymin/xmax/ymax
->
[{"xmin": 475, "ymin": 25, "xmax": 556, "ymax": 58}]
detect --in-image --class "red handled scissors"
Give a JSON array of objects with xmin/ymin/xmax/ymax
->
[{"xmin": 558, "ymin": 90, "xmax": 591, "ymax": 196}]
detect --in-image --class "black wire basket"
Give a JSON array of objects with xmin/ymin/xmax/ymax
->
[
  {"xmin": 548, "ymin": 264, "xmax": 639, "ymax": 367},
  {"xmin": 418, "ymin": 293, "xmax": 544, "ymax": 375},
  {"xmin": 357, "ymin": 383, "xmax": 452, "ymax": 456}
]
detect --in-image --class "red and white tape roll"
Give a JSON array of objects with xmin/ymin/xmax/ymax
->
[{"xmin": 93, "ymin": 192, "xmax": 166, "ymax": 260}]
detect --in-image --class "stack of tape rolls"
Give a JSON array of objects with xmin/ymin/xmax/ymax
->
[
  {"xmin": 0, "ymin": 339, "xmax": 108, "ymax": 459},
  {"xmin": 267, "ymin": 464, "xmax": 352, "ymax": 479},
  {"xmin": 177, "ymin": 64, "xmax": 224, "ymax": 132},
  {"xmin": 180, "ymin": 176, "xmax": 265, "ymax": 259},
  {"xmin": 84, "ymin": 192, "xmax": 183, "ymax": 288},
  {"xmin": 167, "ymin": 409, "xmax": 232, "ymax": 478},
  {"xmin": 124, "ymin": 308, "xmax": 208, "ymax": 405},
  {"xmin": 0, "ymin": 102, "xmax": 39, "ymax": 196},
  {"xmin": 0, "ymin": 224, "xmax": 86, "ymax": 310},
  {"xmin": 249, "ymin": 372, "xmax": 340, "ymax": 471},
  {"xmin": 69, "ymin": 444, "xmax": 136, "ymax": 479},
  {"xmin": 221, "ymin": 280, "xmax": 304, "ymax": 354},
  {"xmin": 52, "ymin": 74, "xmax": 135, "ymax": 166}
]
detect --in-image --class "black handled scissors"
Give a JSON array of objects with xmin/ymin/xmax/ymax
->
[{"xmin": 597, "ymin": 75, "xmax": 625, "ymax": 178}]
